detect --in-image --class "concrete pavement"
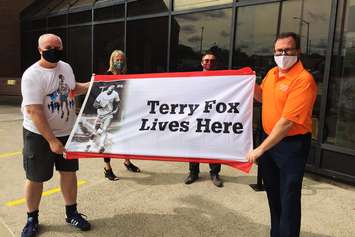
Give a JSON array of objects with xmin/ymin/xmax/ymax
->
[{"xmin": 0, "ymin": 98, "xmax": 354, "ymax": 237}]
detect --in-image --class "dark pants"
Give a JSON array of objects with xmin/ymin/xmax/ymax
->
[
  {"xmin": 259, "ymin": 133, "xmax": 311, "ymax": 237},
  {"xmin": 189, "ymin": 162, "xmax": 221, "ymax": 176}
]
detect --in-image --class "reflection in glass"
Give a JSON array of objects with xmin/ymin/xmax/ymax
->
[
  {"xmin": 174, "ymin": 0, "xmax": 232, "ymax": 11},
  {"xmin": 127, "ymin": 17, "xmax": 168, "ymax": 73},
  {"xmin": 326, "ymin": 0, "xmax": 355, "ymax": 149},
  {"xmin": 34, "ymin": 0, "xmax": 63, "ymax": 18},
  {"xmin": 50, "ymin": 0, "xmax": 76, "ymax": 13},
  {"xmin": 128, "ymin": 0, "xmax": 169, "ymax": 17},
  {"xmin": 68, "ymin": 26, "xmax": 92, "ymax": 82},
  {"xmin": 31, "ymin": 19, "xmax": 46, "ymax": 30},
  {"xmin": 21, "ymin": 31, "xmax": 45, "ymax": 71},
  {"xmin": 171, "ymin": 9, "xmax": 232, "ymax": 71},
  {"xmin": 280, "ymin": 0, "xmax": 332, "ymax": 140},
  {"xmin": 70, "ymin": 0, "xmax": 95, "ymax": 10},
  {"xmin": 93, "ymin": 23, "xmax": 124, "ymax": 74},
  {"xmin": 48, "ymin": 15, "xmax": 66, "ymax": 27},
  {"xmin": 69, "ymin": 10, "xmax": 92, "ymax": 25},
  {"xmin": 233, "ymin": 3, "xmax": 279, "ymax": 146},
  {"xmin": 233, "ymin": 3, "xmax": 279, "ymax": 79},
  {"xmin": 94, "ymin": 4, "xmax": 125, "ymax": 21}
]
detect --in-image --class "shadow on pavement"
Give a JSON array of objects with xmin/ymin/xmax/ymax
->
[
  {"xmin": 39, "ymin": 195, "xmax": 331, "ymax": 237},
  {"xmin": 116, "ymin": 170, "xmax": 257, "ymax": 187}
]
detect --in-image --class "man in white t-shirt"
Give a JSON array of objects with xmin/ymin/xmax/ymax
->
[
  {"xmin": 21, "ymin": 33, "xmax": 91, "ymax": 237},
  {"xmin": 86, "ymin": 84, "xmax": 121, "ymax": 153}
]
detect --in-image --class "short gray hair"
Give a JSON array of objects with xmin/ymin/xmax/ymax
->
[{"xmin": 38, "ymin": 33, "xmax": 62, "ymax": 49}]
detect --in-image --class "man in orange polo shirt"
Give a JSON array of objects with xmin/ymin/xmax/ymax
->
[{"xmin": 247, "ymin": 32, "xmax": 317, "ymax": 237}]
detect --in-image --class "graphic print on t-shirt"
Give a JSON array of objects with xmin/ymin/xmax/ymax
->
[{"xmin": 47, "ymin": 74, "xmax": 75, "ymax": 122}]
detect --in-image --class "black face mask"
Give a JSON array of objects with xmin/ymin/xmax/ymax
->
[{"xmin": 42, "ymin": 49, "xmax": 63, "ymax": 63}]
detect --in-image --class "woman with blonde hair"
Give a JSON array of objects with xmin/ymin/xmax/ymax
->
[{"xmin": 103, "ymin": 50, "xmax": 141, "ymax": 181}]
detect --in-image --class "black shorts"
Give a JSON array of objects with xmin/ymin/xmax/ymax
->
[{"xmin": 23, "ymin": 128, "xmax": 79, "ymax": 182}]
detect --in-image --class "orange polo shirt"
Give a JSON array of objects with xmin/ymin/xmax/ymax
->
[{"xmin": 260, "ymin": 61, "xmax": 317, "ymax": 136}]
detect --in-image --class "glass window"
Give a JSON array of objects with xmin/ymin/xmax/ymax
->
[
  {"xmin": 93, "ymin": 22, "xmax": 124, "ymax": 74},
  {"xmin": 69, "ymin": 10, "xmax": 92, "ymax": 25},
  {"xmin": 128, "ymin": 0, "xmax": 169, "ymax": 17},
  {"xmin": 171, "ymin": 9, "xmax": 232, "ymax": 72},
  {"xmin": 68, "ymin": 26, "xmax": 92, "ymax": 82},
  {"xmin": 34, "ymin": 0, "xmax": 64, "ymax": 18},
  {"xmin": 31, "ymin": 19, "xmax": 46, "ymax": 30},
  {"xmin": 22, "ymin": 1, "xmax": 49, "ymax": 20},
  {"xmin": 94, "ymin": 4, "xmax": 125, "ymax": 21},
  {"xmin": 174, "ymin": 0, "xmax": 232, "ymax": 12},
  {"xmin": 68, "ymin": 0, "xmax": 95, "ymax": 25},
  {"xmin": 126, "ymin": 17, "xmax": 169, "ymax": 73},
  {"xmin": 22, "ymin": 20, "xmax": 33, "ymax": 31},
  {"xmin": 325, "ymin": 0, "xmax": 355, "ymax": 149},
  {"xmin": 96, "ymin": 0, "xmax": 124, "ymax": 3},
  {"xmin": 233, "ymin": 3, "xmax": 279, "ymax": 78},
  {"xmin": 21, "ymin": 31, "xmax": 46, "ymax": 71},
  {"xmin": 70, "ymin": 0, "xmax": 95, "ymax": 10},
  {"xmin": 280, "ymin": 0, "xmax": 332, "ymax": 140},
  {"xmin": 50, "ymin": 0, "xmax": 76, "ymax": 14},
  {"xmin": 48, "ymin": 15, "xmax": 67, "ymax": 27},
  {"xmin": 233, "ymin": 3, "xmax": 279, "ymax": 146}
]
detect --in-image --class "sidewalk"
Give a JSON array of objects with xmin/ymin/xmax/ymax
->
[
  {"xmin": 0, "ymin": 101, "xmax": 354, "ymax": 237},
  {"xmin": 0, "ymin": 218, "xmax": 13, "ymax": 237}
]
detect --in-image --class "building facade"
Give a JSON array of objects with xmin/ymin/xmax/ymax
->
[
  {"xmin": 19, "ymin": 0, "xmax": 355, "ymax": 184},
  {"xmin": 0, "ymin": 0, "xmax": 33, "ymax": 95}
]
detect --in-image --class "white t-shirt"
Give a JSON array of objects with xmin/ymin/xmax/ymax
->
[
  {"xmin": 21, "ymin": 61, "xmax": 77, "ymax": 137},
  {"xmin": 96, "ymin": 90, "xmax": 120, "ymax": 116}
]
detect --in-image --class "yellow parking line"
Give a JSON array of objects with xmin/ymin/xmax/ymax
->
[
  {"xmin": 0, "ymin": 151, "xmax": 22, "ymax": 159},
  {"xmin": 5, "ymin": 180, "xmax": 87, "ymax": 207}
]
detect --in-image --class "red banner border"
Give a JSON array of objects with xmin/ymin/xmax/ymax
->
[
  {"xmin": 70, "ymin": 67, "xmax": 255, "ymax": 173},
  {"xmin": 95, "ymin": 68, "xmax": 255, "ymax": 81},
  {"xmin": 65, "ymin": 152, "xmax": 253, "ymax": 173}
]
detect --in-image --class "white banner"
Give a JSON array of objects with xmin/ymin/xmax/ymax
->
[{"xmin": 65, "ymin": 69, "xmax": 255, "ymax": 172}]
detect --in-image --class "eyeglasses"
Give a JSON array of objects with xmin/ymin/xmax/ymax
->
[{"xmin": 274, "ymin": 48, "xmax": 297, "ymax": 56}]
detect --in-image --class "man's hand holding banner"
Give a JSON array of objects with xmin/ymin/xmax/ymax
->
[{"xmin": 65, "ymin": 68, "xmax": 255, "ymax": 173}]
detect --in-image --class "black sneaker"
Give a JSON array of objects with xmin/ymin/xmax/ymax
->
[
  {"xmin": 66, "ymin": 212, "xmax": 91, "ymax": 231},
  {"xmin": 184, "ymin": 173, "xmax": 198, "ymax": 185},
  {"xmin": 104, "ymin": 168, "xmax": 119, "ymax": 181},
  {"xmin": 21, "ymin": 217, "xmax": 39, "ymax": 237},
  {"xmin": 124, "ymin": 162, "xmax": 141, "ymax": 172},
  {"xmin": 211, "ymin": 174, "xmax": 223, "ymax": 187}
]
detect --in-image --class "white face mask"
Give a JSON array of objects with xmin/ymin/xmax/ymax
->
[{"xmin": 274, "ymin": 55, "xmax": 298, "ymax": 70}]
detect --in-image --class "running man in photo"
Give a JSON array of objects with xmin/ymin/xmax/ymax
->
[
  {"xmin": 58, "ymin": 74, "xmax": 71, "ymax": 121},
  {"xmin": 86, "ymin": 84, "xmax": 122, "ymax": 153}
]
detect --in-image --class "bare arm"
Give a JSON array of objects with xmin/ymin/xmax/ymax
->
[
  {"xmin": 26, "ymin": 105, "xmax": 64, "ymax": 154},
  {"xmin": 247, "ymin": 117, "xmax": 293, "ymax": 163},
  {"xmin": 112, "ymin": 101, "xmax": 119, "ymax": 114},
  {"xmin": 73, "ymin": 82, "xmax": 90, "ymax": 96},
  {"xmin": 254, "ymin": 83, "xmax": 262, "ymax": 103},
  {"xmin": 93, "ymin": 99, "xmax": 102, "ymax": 109}
]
